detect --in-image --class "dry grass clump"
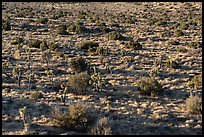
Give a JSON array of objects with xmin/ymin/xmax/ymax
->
[
  {"xmin": 135, "ymin": 77, "xmax": 162, "ymax": 96},
  {"xmin": 67, "ymin": 21, "xmax": 87, "ymax": 34},
  {"xmin": 187, "ymin": 74, "xmax": 202, "ymax": 89},
  {"xmin": 90, "ymin": 117, "xmax": 112, "ymax": 135},
  {"xmin": 68, "ymin": 72, "xmax": 90, "ymax": 95},
  {"xmin": 29, "ymin": 39, "xmax": 41, "ymax": 48},
  {"xmin": 185, "ymin": 94, "xmax": 202, "ymax": 115},
  {"xmin": 175, "ymin": 29, "xmax": 184, "ymax": 36}
]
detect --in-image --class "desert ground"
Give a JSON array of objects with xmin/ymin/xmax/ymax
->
[{"xmin": 2, "ymin": 2, "xmax": 202, "ymax": 135}]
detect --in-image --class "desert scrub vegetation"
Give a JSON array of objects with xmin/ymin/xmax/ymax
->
[
  {"xmin": 67, "ymin": 21, "xmax": 87, "ymax": 34},
  {"xmin": 11, "ymin": 37, "xmax": 24, "ymax": 45},
  {"xmin": 90, "ymin": 116, "xmax": 112, "ymax": 135},
  {"xmin": 29, "ymin": 39, "xmax": 41, "ymax": 48},
  {"xmin": 177, "ymin": 47, "xmax": 188, "ymax": 53},
  {"xmin": 53, "ymin": 103, "xmax": 95, "ymax": 132},
  {"xmin": 70, "ymin": 57, "xmax": 89, "ymax": 73},
  {"xmin": 187, "ymin": 74, "xmax": 202, "ymax": 89},
  {"xmin": 79, "ymin": 41, "xmax": 99, "ymax": 51},
  {"xmin": 168, "ymin": 39, "xmax": 179, "ymax": 45},
  {"xmin": 68, "ymin": 72, "xmax": 90, "ymax": 95},
  {"xmin": 185, "ymin": 94, "xmax": 202, "ymax": 115},
  {"xmin": 188, "ymin": 42, "xmax": 202, "ymax": 49},
  {"xmin": 135, "ymin": 77, "xmax": 162, "ymax": 96},
  {"xmin": 56, "ymin": 24, "xmax": 69, "ymax": 35},
  {"xmin": 37, "ymin": 17, "xmax": 49, "ymax": 24},
  {"xmin": 126, "ymin": 40, "xmax": 143, "ymax": 50},
  {"xmin": 2, "ymin": 15, "xmax": 11, "ymax": 31},
  {"xmin": 165, "ymin": 59, "xmax": 180, "ymax": 69},
  {"xmin": 106, "ymin": 31, "xmax": 125, "ymax": 41},
  {"xmin": 175, "ymin": 29, "xmax": 184, "ymax": 37},
  {"xmin": 30, "ymin": 91, "xmax": 43, "ymax": 100}
]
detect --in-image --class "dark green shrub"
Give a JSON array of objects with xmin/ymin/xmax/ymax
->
[
  {"xmin": 106, "ymin": 31, "xmax": 125, "ymax": 40},
  {"xmin": 40, "ymin": 40, "xmax": 49, "ymax": 51},
  {"xmin": 68, "ymin": 72, "xmax": 90, "ymax": 94},
  {"xmin": 30, "ymin": 91, "xmax": 43, "ymax": 100},
  {"xmin": 168, "ymin": 39, "xmax": 179, "ymax": 45},
  {"xmin": 156, "ymin": 19, "xmax": 167, "ymax": 26},
  {"xmin": 175, "ymin": 29, "xmax": 184, "ymax": 36},
  {"xmin": 38, "ymin": 17, "xmax": 49, "ymax": 24},
  {"xmin": 2, "ymin": 16, "xmax": 11, "ymax": 31},
  {"xmin": 188, "ymin": 42, "xmax": 202, "ymax": 49},
  {"xmin": 165, "ymin": 59, "xmax": 180, "ymax": 69},
  {"xmin": 79, "ymin": 41, "xmax": 99, "ymax": 50},
  {"xmin": 29, "ymin": 39, "xmax": 41, "ymax": 48},
  {"xmin": 49, "ymin": 43, "xmax": 60, "ymax": 51},
  {"xmin": 11, "ymin": 37, "xmax": 24, "ymax": 45},
  {"xmin": 57, "ymin": 24, "xmax": 69, "ymax": 35},
  {"xmin": 186, "ymin": 94, "xmax": 202, "ymax": 115},
  {"xmin": 135, "ymin": 77, "xmax": 162, "ymax": 96},
  {"xmin": 67, "ymin": 21, "xmax": 87, "ymax": 34},
  {"xmin": 126, "ymin": 40, "xmax": 142, "ymax": 50},
  {"xmin": 177, "ymin": 47, "xmax": 188, "ymax": 53},
  {"xmin": 70, "ymin": 57, "xmax": 89, "ymax": 73}
]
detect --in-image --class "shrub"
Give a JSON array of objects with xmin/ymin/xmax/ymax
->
[
  {"xmin": 68, "ymin": 72, "xmax": 90, "ymax": 94},
  {"xmin": 57, "ymin": 24, "xmax": 69, "ymax": 35},
  {"xmin": 37, "ymin": 17, "xmax": 49, "ymax": 24},
  {"xmin": 165, "ymin": 59, "xmax": 180, "ymax": 69},
  {"xmin": 90, "ymin": 117, "xmax": 112, "ymax": 135},
  {"xmin": 177, "ymin": 47, "xmax": 188, "ymax": 53},
  {"xmin": 168, "ymin": 39, "xmax": 179, "ymax": 45},
  {"xmin": 126, "ymin": 40, "xmax": 142, "ymax": 50},
  {"xmin": 2, "ymin": 17, "xmax": 11, "ymax": 31},
  {"xmin": 29, "ymin": 39, "xmax": 41, "ymax": 48},
  {"xmin": 11, "ymin": 37, "xmax": 24, "ymax": 45},
  {"xmin": 30, "ymin": 91, "xmax": 43, "ymax": 100},
  {"xmin": 53, "ymin": 103, "xmax": 95, "ymax": 131},
  {"xmin": 135, "ymin": 77, "xmax": 162, "ymax": 96},
  {"xmin": 79, "ymin": 41, "xmax": 99, "ymax": 51},
  {"xmin": 186, "ymin": 94, "xmax": 202, "ymax": 115},
  {"xmin": 67, "ymin": 21, "xmax": 87, "ymax": 34},
  {"xmin": 175, "ymin": 29, "xmax": 184, "ymax": 36},
  {"xmin": 49, "ymin": 43, "xmax": 60, "ymax": 51},
  {"xmin": 156, "ymin": 19, "xmax": 167, "ymax": 26},
  {"xmin": 106, "ymin": 31, "xmax": 125, "ymax": 40},
  {"xmin": 187, "ymin": 74, "xmax": 202, "ymax": 89},
  {"xmin": 40, "ymin": 39, "xmax": 49, "ymax": 51},
  {"xmin": 188, "ymin": 42, "xmax": 202, "ymax": 49},
  {"xmin": 179, "ymin": 22, "xmax": 189, "ymax": 30},
  {"xmin": 70, "ymin": 57, "xmax": 89, "ymax": 73}
]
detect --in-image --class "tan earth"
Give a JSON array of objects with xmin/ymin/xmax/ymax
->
[{"xmin": 2, "ymin": 2, "xmax": 202, "ymax": 135}]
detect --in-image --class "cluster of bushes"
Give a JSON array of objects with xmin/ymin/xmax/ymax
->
[
  {"xmin": 29, "ymin": 39, "xmax": 60, "ymax": 51},
  {"xmin": 188, "ymin": 42, "xmax": 202, "ymax": 49},
  {"xmin": 70, "ymin": 57, "xmax": 89, "ymax": 73},
  {"xmin": 165, "ymin": 59, "xmax": 180, "ymax": 69},
  {"xmin": 56, "ymin": 24, "xmax": 69, "ymax": 35}
]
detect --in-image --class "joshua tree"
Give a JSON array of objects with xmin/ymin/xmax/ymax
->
[
  {"xmin": 19, "ymin": 106, "xmax": 29, "ymax": 133},
  {"xmin": 12, "ymin": 64, "xmax": 23, "ymax": 87},
  {"xmin": 46, "ymin": 69, "xmax": 54, "ymax": 90}
]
